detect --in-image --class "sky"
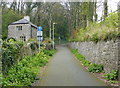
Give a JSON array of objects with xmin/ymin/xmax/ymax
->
[{"xmin": 97, "ymin": 0, "xmax": 120, "ymax": 20}]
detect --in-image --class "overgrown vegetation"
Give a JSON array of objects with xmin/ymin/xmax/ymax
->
[
  {"xmin": 88, "ymin": 64, "xmax": 104, "ymax": 73},
  {"xmin": 71, "ymin": 48, "xmax": 119, "ymax": 84},
  {"xmin": 71, "ymin": 49, "xmax": 103, "ymax": 72},
  {"xmin": 2, "ymin": 41, "xmax": 24, "ymax": 75},
  {"xmin": 104, "ymin": 70, "xmax": 118, "ymax": 80},
  {"xmin": 69, "ymin": 11, "xmax": 120, "ymax": 42},
  {"xmin": 43, "ymin": 49, "xmax": 56, "ymax": 56},
  {"xmin": 2, "ymin": 48, "xmax": 56, "ymax": 86}
]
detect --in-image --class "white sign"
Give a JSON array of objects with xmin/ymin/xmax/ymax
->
[
  {"xmin": 37, "ymin": 36, "xmax": 43, "ymax": 41},
  {"xmin": 37, "ymin": 31, "xmax": 43, "ymax": 36}
]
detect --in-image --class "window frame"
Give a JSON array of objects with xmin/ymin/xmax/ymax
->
[{"xmin": 16, "ymin": 26, "xmax": 22, "ymax": 30}]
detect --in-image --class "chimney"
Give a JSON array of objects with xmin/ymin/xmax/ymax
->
[{"xmin": 24, "ymin": 16, "xmax": 30, "ymax": 21}]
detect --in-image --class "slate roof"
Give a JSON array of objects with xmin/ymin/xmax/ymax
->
[{"xmin": 10, "ymin": 18, "xmax": 38, "ymax": 28}]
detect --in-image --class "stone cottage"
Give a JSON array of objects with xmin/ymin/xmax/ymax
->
[{"xmin": 8, "ymin": 16, "xmax": 38, "ymax": 41}]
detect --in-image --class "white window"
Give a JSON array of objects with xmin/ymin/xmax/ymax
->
[{"xmin": 16, "ymin": 26, "xmax": 22, "ymax": 30}]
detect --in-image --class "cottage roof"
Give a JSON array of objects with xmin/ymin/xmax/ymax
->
[{"xmin": 10, "ymin": 18, "xmax": 38, "ymax": 28}]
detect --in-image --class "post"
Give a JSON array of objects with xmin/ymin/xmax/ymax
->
[
  {"xmin": 53, "ymin": 23, "xmax": 55, "ymax": 49},
  {"xmin": 37, "ymin": 26, "xmax": 43, "ymax": 52},
  {"xmin": 38, "ymin": 37, "xmax": 40, "ymax": 51},
  {"xmin": 50, "ymin": 27, "xmax": 52, "ymax": 40}
]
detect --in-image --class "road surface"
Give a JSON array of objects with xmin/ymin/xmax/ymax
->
[{"xmin": 33, "ymin": 45, "xmax": 107, "ymax": 86}]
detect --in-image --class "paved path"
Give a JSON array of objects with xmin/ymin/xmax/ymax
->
[{"xmin": 34, "ymin": 45, "xmax": 107, "ymax": 86}]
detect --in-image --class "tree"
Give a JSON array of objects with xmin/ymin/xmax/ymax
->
[{"xmin": 103, "ymin": 0, "xmax": 108, "ymax": 20}]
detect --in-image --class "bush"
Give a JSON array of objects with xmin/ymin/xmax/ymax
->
[
  {"xmin": 88, "ymin": 64, "xmax": 104, "ymax": 73},
  {"xmin": 43, "ymin": 49, "xmax": 56, "ymax": 56},
  {"xmin": 7, "ymin": 38, "xmax": 16, "ymax": 42},
  {"xmin": 69, "ymin": 11, "xmax": 119, "ymax": 42},
  {"xmin": 2, "ymin": 41, "xmax": 24, "ymax": 75},
  {"xmin": 104, "ymin": 70, "xmax": 118, "ymax": 80},
  {"xmin": 2, "ymin": 48, "xmax": 56, "ymax": 86},
  {"xmin": 82, "ymin": 60, "xmax": 91, "ymax": 66},
  {"xmin": 71, "ymin": 49, "xmax": 78, "ymax": 54},
  {"xmin": 28, "ymin": 38, "xmax": 37, "ymax": 42}
]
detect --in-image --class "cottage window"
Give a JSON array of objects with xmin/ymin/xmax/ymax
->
[
  {"xmin": 17, "ymin": 26, "xmax": 22, "ymax": 30},
  {"xmin": 20, "ymin": 36, "xmax": 26, "ymax": 41}
]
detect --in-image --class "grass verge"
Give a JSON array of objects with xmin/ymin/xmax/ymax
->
[{"xmin": 70, "ymin": 48, "xmax": 119, "ymax": 86}]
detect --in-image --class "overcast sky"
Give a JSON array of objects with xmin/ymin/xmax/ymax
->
[{"xmin": 97, "ymin": 0, "xmax": 119, "ymax": 20}]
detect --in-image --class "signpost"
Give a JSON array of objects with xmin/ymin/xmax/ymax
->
[
  {"xmin": 52, "ymin": 22, "xmax": 57, "ymax": 49},
  {"xmin": 37, "ymin": 26, "xmax": 43, "ymax": 52}
]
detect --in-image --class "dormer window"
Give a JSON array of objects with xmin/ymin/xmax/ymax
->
[{"xmin": 16, "ymin": 26, "xmax": 22, "ymax": 30}]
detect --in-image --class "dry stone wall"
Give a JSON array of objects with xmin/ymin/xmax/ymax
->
[{"xmin": 69, "ymin": 39, "xmax": 120, "ymax": 73}]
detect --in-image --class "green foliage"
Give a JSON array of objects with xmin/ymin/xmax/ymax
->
[
  {"xmin": 88, "ymin": 64, "xmax": 104, "ymax": 73},
  {"xmin": 109, "ymin": 80, "xmax": 118, "ymax": 84},
  {"xmin": 71, "ymin": 49, "xmax": 85, "ymax": 61},
  {"xmin": 104, "ymin": 70, "xmax": 118, "ymax": 80},
  {"xmin": 28, "ymin": 38, "xmax": 37, "ymax": 42},
  {"xmin": 43, "ymin": 49, "xmax": 56, "ymax": 56},
  {"xmin": 70, "ymin": 11, "xmax": 120, "ymax": 42},
  {"xmin": 91, "ymin": 33, "xmax": 100, "ymax": 43},
  {"xmin": 71, "ymin": 49, "xmax": 104, "ymax": 73},
  {"xmin": 104, "ymin": 11, "xmax": 118, "ymax": 28},
  {"xmin": 2, "ymin": 41, "xmax": 24, "ymax": 75},
  {"xmin": 2, "ymin": 48, "xmax": 56, "ymax": 86},
  {"xmin": 0, "ymin": 73, "xmax": 2, "ymax": 86},
  {"xmin": 82, "ymin": 60, "xmax": 91, "ymax": 66},
  {"xmin": 71, "ymin": 49, "xmax": 91, "ymax": 66},
  {"xmin": 7, "ymin": 38, "xmax": 16, "ymax": 42},
  {"xmin": 30, "ymin": 43, "xmax": 38, "ymax": 51},
  {"xmin": 71, "ymin": 49, "xmax": 78, "ymax": 54},
  {"xmin": 2, "ymin": 9, "xmax": 23, "ymax": 40}
]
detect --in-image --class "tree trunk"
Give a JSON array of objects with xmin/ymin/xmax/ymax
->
[{"xmin": 103, "ymin": 0, "xmax": 108, "ymax": 20}]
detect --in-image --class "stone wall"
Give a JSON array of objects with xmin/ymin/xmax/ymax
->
[
  {"xmin": 8, "ymin": 24, "xmax": 37, "ymax": 41},
  {"xmin": 69, "ymin": 39, "xmax": 120, "ymax": 73},
  {"xmin": 20, "ymin": 42, "xmax": 39, "ymax": 58}
]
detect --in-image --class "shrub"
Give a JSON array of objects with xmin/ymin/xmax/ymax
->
[
  {"xmin": 71, "ymin": 49, "xmax": 78, "ymax": 54},
  {"xmin": 7, "ymin": 38, "xmax": 16, "ymax": 42},
  {"xmin": 2, "ymin": 41, "xmax": 23, "ymax": 75},
  {"xmin": 88, "ymin": 64, "xmax": 104, "ymax": 73},
  {"xmin": 28, "ymin": 38, "xmax": 37, "ymax": 42},
  {"xmin": 82, "ymin": 60, "xmax": 91, "ymax": 66},
  {"xmin": 104, "ymin": 70, "xmax": 118, "ymax": 80},
  {"xmin": 43, "ymin": 49, "xmax": 56, "ymax": 56},
  {"xmin": 69, "ymin": 11, "xmax": 119, "ymax": 42},
  {"xmin": 2, "ymin": 48, "xmax": 56, "ymax": 86},
  {"xmin": 30, "ymin": 43, "xmax": 37, "ymax": 51}
]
